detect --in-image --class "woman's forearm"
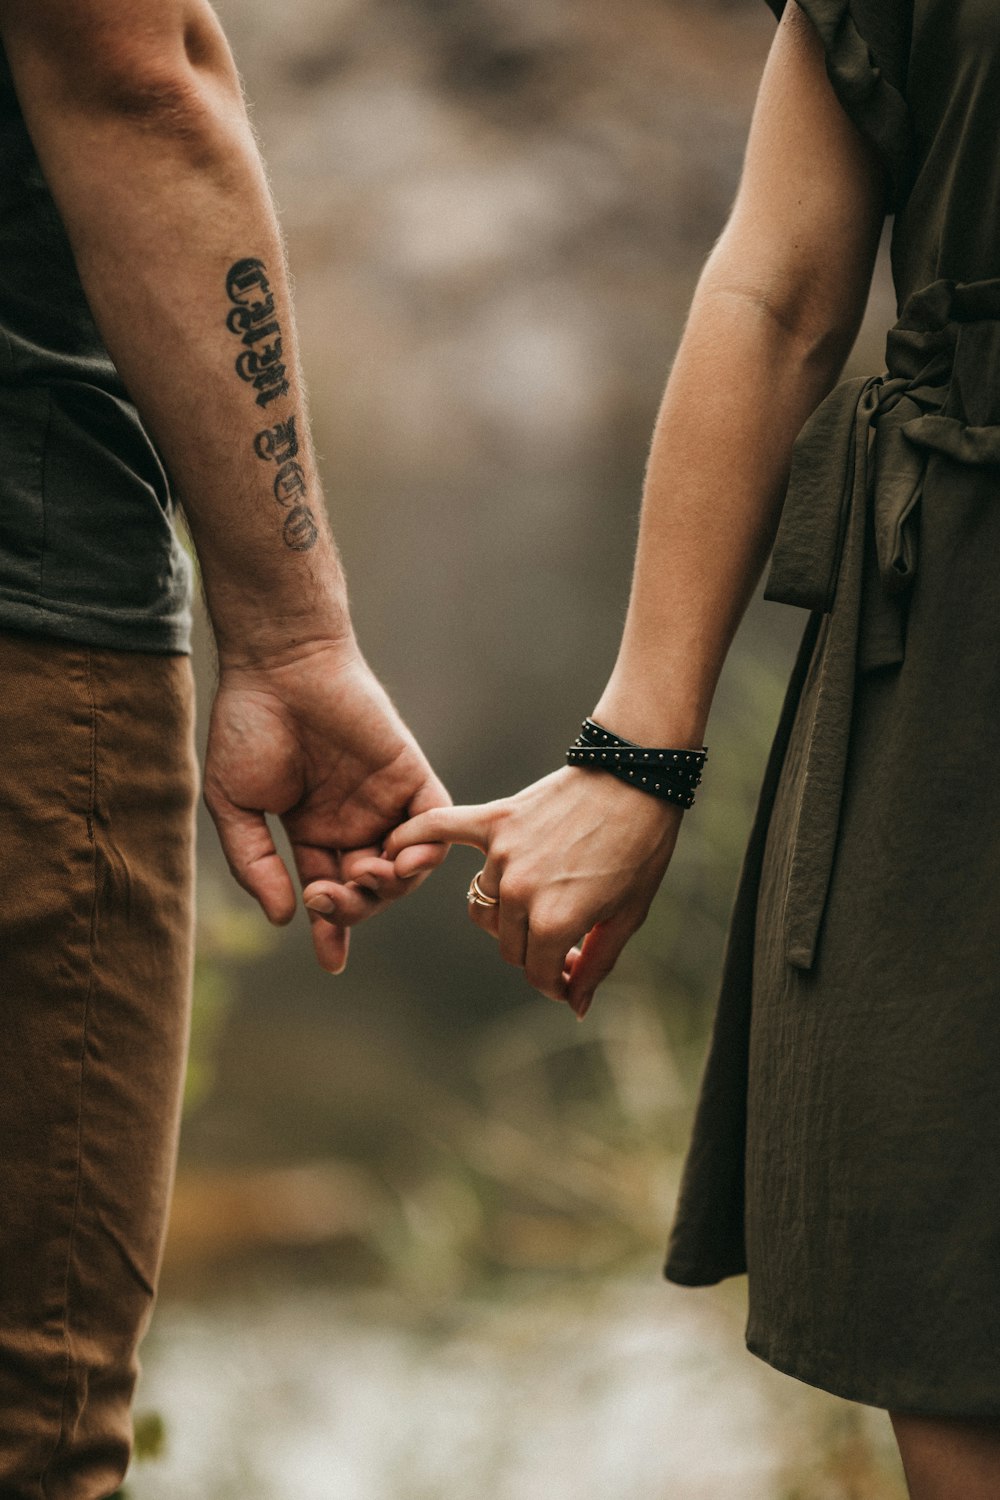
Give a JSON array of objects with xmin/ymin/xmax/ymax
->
[
  {"xmin": 593, "ymin": 247, "xmax": 860, "ymax": 747},
  {"xmin": 591, "ymin": 0, "xmax": 893, "ymax": 750}
]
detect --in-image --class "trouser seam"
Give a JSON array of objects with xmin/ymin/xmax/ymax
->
[{"xmin": 39, "ymin": 646, "xmax": 99, "ymax": 1498}]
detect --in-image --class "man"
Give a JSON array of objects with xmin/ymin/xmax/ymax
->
[{"xmin": 0, "ymin": 0, "xmax": 448, "ymax": 1492}]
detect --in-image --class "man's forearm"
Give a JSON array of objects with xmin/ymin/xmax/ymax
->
[{"xmin": 0, "ymin": 0, "xmax": 348, "ymax": 662}]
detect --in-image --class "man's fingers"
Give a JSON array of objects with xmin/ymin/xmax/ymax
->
[
  {"xmin": 339, "ymin": 850, "xmax": 398, "ymax": 892},
  {"xmin": 566, "ymin": 915, "xmax": 636, "ymax": 1014},
  {"xmin": 383, "ymin": 803, "xmax": 496, "ymax": 859},
  {"xmin": 289, "ymin": 846, "xmax": 359, "ymax": 972},
  {"xmin": 300, "ymin": 844, "xmax": 437, "ymax": 923},
  {"xmin": 303, "ymin": 879, "xmax": 382, "ymax": 924},
  {"xmin": 408, "ymin": 768, "xmax": 454, "ymax": 818},
  {"xmin": 307, "ymin": 913, "xmax": 350, "ymax": 975},
  {"xmin": 391, "ymin": 770, "xmax": 455, "ymax": 879},
  {"xmin": 393, "ymin": 841, "xmax": 451, "ymax": 881},
  {"xmin": 206, "ymin": 795, "xmax": 297, "ymax": 926},
  {"xmin": 344, "ymin": 843, "xmax": 449, "ymax": 889}
]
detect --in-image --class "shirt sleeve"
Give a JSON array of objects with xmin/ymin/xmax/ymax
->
[{"xmin": 763, "ymin": 0, "xmax": 914, "ymax": 214}]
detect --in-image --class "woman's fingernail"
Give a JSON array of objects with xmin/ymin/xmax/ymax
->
[
  {"xmin": 574, "ymin": 994, "xmax": 593, "ymax": 1020},
  {"xmin": 401, "ymin": 866, "xmax": 430, "ymax": 880},
  {"xmin": 305, "ymin": 894, "xmax": 335, "ymax": 915}
]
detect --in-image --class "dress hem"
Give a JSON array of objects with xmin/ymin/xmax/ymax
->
[
  {"xmin": 744, "ymin": 1334, "xmax": 1000, "ymax": 1418},
  {"xmin": 661, "ymin": 1256, "xmax": 746, "ymax": 1289}
]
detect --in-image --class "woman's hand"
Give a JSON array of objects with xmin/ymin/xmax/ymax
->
[{"xmin": 378, "ymin": 766, "xmax": 685, "ymax": 1017}]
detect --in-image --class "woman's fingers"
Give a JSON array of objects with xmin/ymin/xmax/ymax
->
[
  {"xmin": 496, "ymin": 886, "xmax": 528, "ymax": 968},
  {"xmin": 565, "ymin": 915, "xmax": 637, "ymax": 1015},
  {"xmin": 383, "ymin": 803, "xmax": 497, "ymax": 859},
  {"xmin": 524, "ymin": 914, "xmax": 581, "ymax": 1004},
  {"xmin": 380, "ymin": 772, "xmax": 661, "ymax": 1021},
  {"xmin": 456, "ymin": 846, "xmax": 618, "ymax": 1010},
  {"xmin": 463, "ymin": 856, "xmax": 500, "ymax": 940},
  {"xmin": 468, "ymin": 863, "xmax": 591, "ymax": 1008},
  {"xmin": 562, "ymin": 945, "xmax": 583, "ymax": 987},
  {"xmin": 460, "ymin": 862, "xmax": 636, "ymax": 1019}
]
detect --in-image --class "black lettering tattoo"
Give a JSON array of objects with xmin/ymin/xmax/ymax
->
[
  {"xmin": 253, "ymin": 415, "xmax": 299, "ymax": 464},
  {"xmin": 226, "ymin": 257, "xmax": 272, "ymax": 312},
  {"xmin": 235, "ymin": 345, "xmax": 288, "ymax": 408},
  {"xmin": 282, "ymin": 504, "xmax": 320, "ymax": 552},
  {"xmin": 253, "ymin": 422, "xmax": 314, "ymax": 545},
  {"xmin": 272, "ymin": 460, "xmax": 307, "ymax": 507},
  {"xmin": 225, "ymin": 257, "xmax": 289, "ymax": 407},
  {"xmin": 227, "ymin": 300, "xmax": 279, "ymax": 346},
  {"xmin": 226, "ymin": 259, "xmax": 320, "ymax": 553}
]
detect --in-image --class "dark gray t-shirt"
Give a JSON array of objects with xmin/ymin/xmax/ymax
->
[{"xmin": 0, "ymin": 48, "xmax": 192, "ymax": 654}]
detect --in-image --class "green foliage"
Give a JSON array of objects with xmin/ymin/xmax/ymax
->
[
  {"xmin": 107, "ymin": 1407, "xmax": 168, "ymax": 1498},
  {"xmin": 133, "ymin": 1410, "xmax": 168, "ymax": 1463},
  {"xmin": 369, "ymin": 974, "xmax": 700, "ymax": 1296}
]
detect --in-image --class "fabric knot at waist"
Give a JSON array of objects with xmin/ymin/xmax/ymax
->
[{"xmin": 759, "ymin": 276, "xmax": 1000, "ymax": 972}]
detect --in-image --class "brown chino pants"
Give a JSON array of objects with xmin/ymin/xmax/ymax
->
[{"xmin": 0, "ymin": 631, "xmax": 197, "ymax": 1499}]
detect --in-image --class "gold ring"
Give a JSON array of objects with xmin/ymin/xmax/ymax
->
[{"xmin": 467, "ymin": 870, "xmax": 499, "ymax": 907}]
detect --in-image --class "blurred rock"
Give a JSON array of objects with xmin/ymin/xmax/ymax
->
[{"xmin": 164, "ymin": 1162, "xmax": 393, "ymax": 1284}]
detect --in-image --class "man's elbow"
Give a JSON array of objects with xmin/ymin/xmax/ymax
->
[
  {"xmin": 1, "ymin": 2, "xmax": 245, "ymax": 139},
  {"xmin": 87, "ymin": 52, "xmax": 210, "ymax": 126}
]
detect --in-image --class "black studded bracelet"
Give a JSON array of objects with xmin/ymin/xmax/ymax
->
[{"xmin": 565, "ymin": 716, "xmax": 707, "ymax": 809}]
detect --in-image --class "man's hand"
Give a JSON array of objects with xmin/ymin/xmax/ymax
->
[{"xmin": 203, "ymin": 639, "xmax": 451, "ymax": 974}]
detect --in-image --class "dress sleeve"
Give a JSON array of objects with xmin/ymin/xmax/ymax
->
[{"xmin": 763, "ymin": 0, "xmax": 914, "ymax": 214}]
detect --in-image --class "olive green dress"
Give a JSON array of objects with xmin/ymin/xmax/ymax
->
[{"xmin": 664, "ymin": 0, "xmax": 1000, "ymax": 1415}]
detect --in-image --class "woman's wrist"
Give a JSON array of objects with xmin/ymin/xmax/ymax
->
[{"xmin": 590, "ymin": 684, "xmax": 709, "ymax": 751}]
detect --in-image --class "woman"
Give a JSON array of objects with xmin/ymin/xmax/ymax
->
[{"xmin": 307, "ymin": 1, "xmax": 1000, "ymax": 1492}]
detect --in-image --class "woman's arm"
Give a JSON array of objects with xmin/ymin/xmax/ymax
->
[
  {"xmin": 593, "ymin": 0, "xmax": 889, "ymax": 748},
  {"xmin": 333, "ymin": 4, "xmax": 891, "ymax": 1009}
]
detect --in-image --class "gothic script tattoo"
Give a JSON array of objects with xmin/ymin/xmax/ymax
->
[
  {"xmin": 225, "ymin": 258, "xmax": 289, "ymax": 408},
  {"xmin": 225, "ymin": 258, "xmax": 319, "ymax": 552},
  {"xmin": 254, "ymin": 412, "xmax": 319, "ymax": 552}
]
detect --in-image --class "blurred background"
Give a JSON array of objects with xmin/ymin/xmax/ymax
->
[{"xmin": 125, "ymin": 0, "xmax": 907, "ymax": 1495}]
